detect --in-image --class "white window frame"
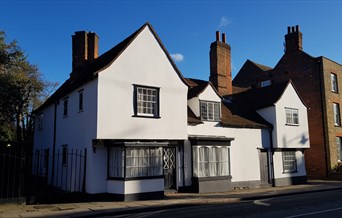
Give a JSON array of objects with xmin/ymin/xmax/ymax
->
[
  {"xmin": 261, "ymin": 80, "xmax": 272, "ymax": 87},
  {"xmin": 134, "ymin": 85, "xmax": 159, "ymax": 118},
  {"xmin": 331, "ymin": 73, "xmax": 338, "ymax": 93},
  {"xmin": 200, "ymin": 101, "xmax": 220, "ymax": 121},
  {"xmin": 337, "ymin": 137, "xmax": 342, "ymax": 162},
  {"xmin": 192, "ymin": 145, "xmax": 230, "ymax": 177},
  {"xmin": 282, "ymin": 151, "xmax": 297, "ymax": 173},
  {"xmin": 334, "ymin": 103, "xmax": 341, "ymax": 126},
  {"xmin": 108, "ymin": 146, "xmax": 163, "ymax": 179},
  {"xmin": 285, "ymin": 108, "xmax": 299, "ymax": 125}
]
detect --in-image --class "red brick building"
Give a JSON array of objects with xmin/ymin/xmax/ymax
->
[{"xmin": 233, "ymin": 25, "xmax": 342, "ymax": 179}]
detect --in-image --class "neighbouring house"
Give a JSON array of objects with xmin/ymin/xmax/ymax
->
[
  {"xmin": 33, "ymin": 22, "xmax": 310, "ymax": 200},
  {"xmin": 233, "ymin": 25, "xmax": 342, "ymax": 179}
]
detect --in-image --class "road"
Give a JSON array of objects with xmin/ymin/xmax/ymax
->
[{"xmin": 100, "ymin": 189, "xmax": 342, "ymax": 218}]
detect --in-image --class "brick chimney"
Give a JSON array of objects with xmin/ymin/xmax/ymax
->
[
  {"xmin": 71, "ymin": 31, "xmax": 99, "ymax": 78},
  {"xmin": 285, "ymin": 25, "xmax": 303, "ymax": 53},
  {"xmin": 209, "ymin": 31, "xmax": 232, "ymax": 96}
]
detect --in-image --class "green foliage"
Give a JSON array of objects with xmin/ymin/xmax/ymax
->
[{"xmin": 0, "ymin": 30, "xmax": 58, "ymax": 147}]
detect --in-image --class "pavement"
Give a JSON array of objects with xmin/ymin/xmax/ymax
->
[{"xmin": 1, "ymin": 180, "xmax": 342, "ymax": 218}]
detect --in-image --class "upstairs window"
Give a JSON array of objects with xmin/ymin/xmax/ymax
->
[
  {"xmin": 78, "ymin": 90, "xmax": 84, "ymax": 112},
  {"xmin": 331, "ymin": 73, "xmax": 338, "ymax": 93},
  {"xmin": 334, "ymin": 103, "xmax": 341, "ymax": 126},
  {"xmin": 134, "ymin": 85, "xmax": 160, "ymax": 118},
  {"xmin": 200, "ymin": 101, "xmax": 220, "ymax": 121},
  {"xmin": 282, "ymin": 151, "xmax": 297, "ymax": 173},
  {"xmin": 63, "ymin": 97, "xmax": 69, "ymax": 117},
  {"xmin": 261, "ymin": 80, "xmax": 272, "ymax": 87},
  {"xmin": 285, "ymin": 108, "xmax": 299, "ymax": 125}
]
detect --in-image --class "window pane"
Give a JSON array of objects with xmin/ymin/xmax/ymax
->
[
  {"xmin": 337, "ymin": 137, "xmax": 342, "ymax": 161},
  {"xmin": 334, "ymin": 103, "xmax": 341, "ymax": 126},
  {"xmin": 136, "ymin": 87, "xmax": 158, "ymax": 117},
  {"xmin": 283, "ymin": 151, "xmax": 297, "ymax": 173},
  {"xmin": 201, "ymin": 101, "xmax": 221, "ymax": 121},
  {"xmin": 286, "ymin": 108, "xmax": 299, "ymax": 125},
  {"xmin": 108, "ymin": 147, "xmax": 124, "ymax": 178},
  {"xmin": 125, "ymin": 147, "xmax": 162, "ymax": 178},
  {"xmin": 193, "ymin": 145, "xmax": 230, "ymax": 177}
]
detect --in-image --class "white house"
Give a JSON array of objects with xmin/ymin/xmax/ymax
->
[{"xmin": 33, "ymin": 23, "xmax": 310, "ymax": 200}]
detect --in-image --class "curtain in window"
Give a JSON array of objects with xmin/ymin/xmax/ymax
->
[
  {"xmin": 126, "ymin": 147, "xmax": 162, "ymax": 178},
  {"xmin": 108, "ymin": 147, "xmax": 124, "ymax": 178},
  {"xmin": 193, "ymin": 146, "xmax": 229, "ymax": 177}
]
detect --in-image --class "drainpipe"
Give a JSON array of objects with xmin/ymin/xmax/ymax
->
[
  {"xmin": 317, "ymin": 59, "xmax": 329, "ymax": 178},
  {"xmin": 269, "ymin": 128, "xmax": 275, "ymax": 187}
]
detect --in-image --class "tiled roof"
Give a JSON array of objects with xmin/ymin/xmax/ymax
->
[
  {"xmin": 229, "ymin": 81, "xmax": 290, "ymax": 110},
  {"xmin": 186, "ymin": 77, "xmax": 272, "ymax": 129},
  {"xmin": 187, "ymin": 107, "xmax": 202, "ymax": 125},
  {"xmin": 185, "ymin": 78, "xmax": 211, "ymax": 99},
  {"xmin": 221, "ymin": 101, "xmax": 271, "ymax": 129},
  {"xmin": 36, "ymin": 22, "xmax": 189, "ymax": 112}
]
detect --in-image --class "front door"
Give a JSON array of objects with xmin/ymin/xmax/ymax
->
[
  {"xmin": 163, "ymin": 147, "xmax": 176, "ymax": 189},
  {"xmin": 259, "ymin": 149, "xmax": 271, "ymax": 186}
]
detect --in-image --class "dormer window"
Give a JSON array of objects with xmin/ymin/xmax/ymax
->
[
  {"xmin": 200, "ymin": 101, "xmax": 220, "ymax": 121},
  {"xmin": 261, "ymin": 80, "xmax": 271, "ymax": 87}
]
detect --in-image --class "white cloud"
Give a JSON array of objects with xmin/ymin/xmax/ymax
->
[
  {"xmin": 218, "ymin": 16, "xmax": 231, "ymax": 29},
  {"xmin": 171, "ymin": 53, "xmax": 184, "ymax": 62}
]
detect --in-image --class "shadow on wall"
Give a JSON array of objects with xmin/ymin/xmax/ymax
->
[{"xmin": 282, "ymin": 133, "xmax": 309, "ymax": 147}]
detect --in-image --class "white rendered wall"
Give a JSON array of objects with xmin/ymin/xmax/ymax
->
[
  {"xmin": 54, "ymin": 79, "xmax": 99, "ymax": 193},
  {"xmin": 273, "ymin": 151, "xmax": 307, "ymax": 179},
  {"xmin": 97, "ymin": 25, "xmax": 188, "ymax": 140},
  {"xmin": 106, "ymin": 179, "xmax": 164, "ymax": 195},
  {"xmin": 187, "ymin": 122, "xmax": 268, "ymax": 184},
  {"xmin": 274, "ymin": 83, "xmax": 310, "ymax": 149},
  {"xmin": 34, "ymin": 104, "xmax": 55, "ymax": 151}
]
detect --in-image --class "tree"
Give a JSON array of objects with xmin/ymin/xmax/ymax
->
[{"xmin": 0, "ymin": 30, "xmax": 58, "ymax": 148}]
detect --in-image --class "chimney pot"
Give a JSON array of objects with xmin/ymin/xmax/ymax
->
[
  {"xmin": 296, "ymin": 25, "xmax": 299, "ymax": 32},
  {"xmin": 216, "ymin": 31, "xmax": 220, "ymax": 41},
  {"xmin": 287, "ymin": 26, "xmax": 291, "ymax": 34},
  {"xmin": 222, "ymin": 33, "xmax": 226, "ymax": 43},
  {"xmin": 291, "ymin": 26, "xmax": 295, "ymax": 33}
]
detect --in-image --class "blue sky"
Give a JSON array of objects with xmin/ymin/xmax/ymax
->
[{"xmin": 2, "ymin": 0, "xmax": 342, "ymax": 85}]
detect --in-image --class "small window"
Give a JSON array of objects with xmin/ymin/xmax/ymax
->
[
  {"xmin": 37, "ymin": 113, "xmax": 43, "ymax": 130},
  {"xmin": 337, "ymin": 137, "xmax": 342, "ymax": 161},
  {"xmin": 78, "ymin": 90, "xmax": 84, "ymax": 112},
  {"xmin": 331, "ymin": 73, "xmax": 338, "ymax": 93},
  {"xmin": 134, "ymin": 85, "xmax": 160, "ymax": 118},
  {"xmin": 282, "ymin": 151, "xmax": 297, "ymax": 173},
  {"xmin": 200, "ymin": 101, "xmax": 220, "ymax": 121},
  {"xmin": 333, "ymin": 103, "xmax": 341, "ymax": 126},
  {"xmin": 285, "ymin": 108, "xmax": 299, "ymax": 125},
  {"xmin": 63, "ymin": 97, "xmax": 68, "ymax": 117},
  {"xmin": 62, "ymin": 145, "xmax": 68, "ymax": 165},
  {"xmin": 261, "ymin": 80, "xmax": 272, "ymax": 87}
]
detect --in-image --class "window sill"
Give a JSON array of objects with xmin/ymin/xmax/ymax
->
[
  {"xmin": 282, "ymin": 171, "xmax": 298, "ymax": 174},
  {"xmin": 285, "ymin": 123, "xmax": 299, "ymax": 126},
  {"xmin": 78, "ymin": 110, "xmax": 84, "ymax": 113},
  {"xmin": 63, "ymin": 115, "xmax": 68, "ymax": 118},
  {"xmin": 107, "ymin": 175, "xmax": 164, "ymax": 181},
  {"xmin": 201, "ymin": 119, "xmax": 221, "ymax": 122},
  {"xmin": 132, "ymin": 115, "xmax": 161, "ymax": 119}
]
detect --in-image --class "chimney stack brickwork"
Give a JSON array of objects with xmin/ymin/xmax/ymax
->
[
  {"xmin": 209, "ymin": 31, "xmax": 232, "ymax": 96},
  {"xmin": 71, "ymin": 31, "xmax": 99, "ymax": 78},
  {"xmin": 285, "ymin": 25, "xmax": 303, "ymax": 52}
]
